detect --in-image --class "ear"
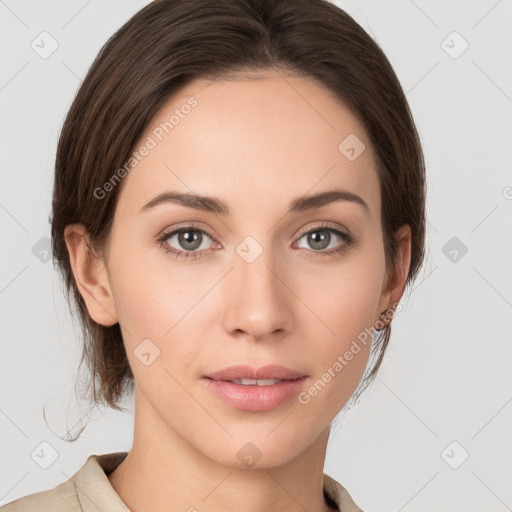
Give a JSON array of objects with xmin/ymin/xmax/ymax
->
[
  {"xmin": 63, "ymin": 223, "xmax": 118, "ymax": 326},
  {"xmin": 375, "ymin": 224, "xmax": 412, "ymax": 327}
]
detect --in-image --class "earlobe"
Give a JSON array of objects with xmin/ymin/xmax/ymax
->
[{"xmin": 63, "ymin": 224, "xmax": 118, "ymax": 326}]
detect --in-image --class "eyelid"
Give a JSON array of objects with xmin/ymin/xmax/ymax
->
[
  {"xmin": 294, "ymin": 220, "xmax": 351, "ymax": 239},
  {"xmin": 157, "ymin": 221, "xmax": 218, "ymax": 242}
]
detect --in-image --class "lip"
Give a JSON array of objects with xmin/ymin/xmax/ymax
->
[
  {"xmin": 203, "ymin": 377, "xmax": 308, "ymax": 411},
  {"xmin": 204, "ymin": 364, "xmax": 307, "ymax": 381},
  {"xmin": 203, "ymin": 365, "xmax": 308, "ymax": 412}
]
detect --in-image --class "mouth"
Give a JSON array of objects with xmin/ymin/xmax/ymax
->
[
  {"xmin": 227, "ymin": 378, "xmax": 295, "ymax": 386},
  {"xmin": 203, "ymin": 364, "xmax": 308, "ymax": 382},
  {"xmin": 202, "ymin": 366, "xmax": 308, "ymax": 412},
  {"xmin": 203, "ymin": 377, "xmax": 308, "ymax": 412},
  {"xmin": 204, "ymin": 376, "xmax": 303, "ymax": 386}
]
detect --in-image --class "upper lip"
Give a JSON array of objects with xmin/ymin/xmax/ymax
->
[{"xmin": 204, "ymin": 364, "xmax": 307, "ymax": 381}]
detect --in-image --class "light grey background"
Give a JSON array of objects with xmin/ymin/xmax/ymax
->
[{"xmin": 1, "ymin": 1, "xmax": 511, "ymax": 510}]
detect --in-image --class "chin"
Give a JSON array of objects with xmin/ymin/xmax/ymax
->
[{"xmin": 197, "ymin": 425, "xmax": 319, "ymax": 470}]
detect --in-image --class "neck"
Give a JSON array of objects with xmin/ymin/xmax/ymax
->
[{"xmin": 107, "ymin": 387, "xmax": 337, "ymax": 512}]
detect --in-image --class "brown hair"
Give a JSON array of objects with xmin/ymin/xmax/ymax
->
[{"xmin": 50, "ymin": 0, "xmax": 426, "ymax": 435}]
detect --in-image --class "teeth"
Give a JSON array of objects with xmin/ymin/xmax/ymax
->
[{"xmin": 231, "ymin": 378, "xmax": 282, "ymax": 386}]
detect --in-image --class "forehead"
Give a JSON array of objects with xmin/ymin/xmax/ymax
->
[{"xmin": 117, "ymin": 71, "xmax": 380, "ymax": 221}]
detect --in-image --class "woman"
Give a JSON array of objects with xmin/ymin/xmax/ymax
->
[{"xmin": 1, "ymin": 0, "xmax": 426, "ymax": 510}]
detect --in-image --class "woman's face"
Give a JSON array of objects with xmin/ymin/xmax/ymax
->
[{"xmin": 71, "ymin": 71, "xmax": 409, "ymax": 468}]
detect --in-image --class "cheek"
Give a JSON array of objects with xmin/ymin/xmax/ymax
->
[
  {"xmin": 293, "ymin": 251, "xmax": 384, "ymax": 404},
  {"xmin": 107, "ymin": 243, "xmax": 208, "ymax": 365},
  {"xmin": 297, "ymin": 253, "xmax": 384, "ymax": 345}
]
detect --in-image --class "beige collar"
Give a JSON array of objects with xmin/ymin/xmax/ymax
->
[{"xmin": 72, "ymin": 452, "xmax": 363, "ymax": 512}]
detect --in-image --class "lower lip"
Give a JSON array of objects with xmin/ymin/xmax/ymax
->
[{"xmin": 203, "ymin": 377, "xmax": 308, "ymax": 412}]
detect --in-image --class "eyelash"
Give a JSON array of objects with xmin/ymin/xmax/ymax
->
[{"xmin": 156, "ymin": 222, "xmax": 355, "ymax": 261}]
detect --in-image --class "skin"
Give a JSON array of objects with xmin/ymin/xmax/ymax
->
[{"xmin": 64, "ymin": 69, "xmax": 411, "ymax": 512}]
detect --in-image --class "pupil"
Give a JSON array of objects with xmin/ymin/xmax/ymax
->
[
  {"xmin": 309, "ymin": 230, "xmax": 329, "ymax": 250},
  {"xmin": 180, "ymin": 230, "xmax": 201, "ymax": 250}
]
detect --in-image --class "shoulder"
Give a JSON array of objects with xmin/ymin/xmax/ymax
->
[
  {"xmin": 0, "ymin": 478, "xmax": 79, "ymax": 512},
  {"xmin": 0, "ymin": 451, "xmax": 128, "ymax": 512},
  {"xmin": 323, "ymin": 472, "xmax": 365, "ymax": 512}
]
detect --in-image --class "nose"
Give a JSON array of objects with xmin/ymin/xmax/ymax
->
[{"xmin": 222, "ymin": 244, "xmax": 293, "ymax": 342}]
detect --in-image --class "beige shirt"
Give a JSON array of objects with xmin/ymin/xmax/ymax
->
[{"xmin": 0, "ymin": 452, "xmax": 364, "ymax": 511}]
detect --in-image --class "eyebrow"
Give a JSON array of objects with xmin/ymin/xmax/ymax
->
[{"xmin": 138, "ymin": 186, "xmax": 370, "ymax": 216}]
